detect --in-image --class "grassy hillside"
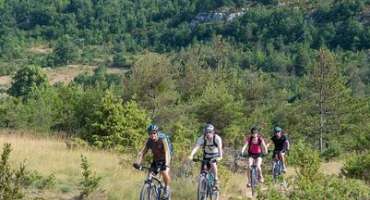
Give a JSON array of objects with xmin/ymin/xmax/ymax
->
[
  {"xmin": 0, "ymin": 130, "xmax": 357, "ymax": 200},
  {"xmin": 0, "ymin": 131, "xmax": 253, "ymax": 199}
]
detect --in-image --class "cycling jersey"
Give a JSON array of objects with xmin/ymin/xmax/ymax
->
[
  {"xmin": 271, "ymin": 135, "xmax": 288, "ymax": 151},
  {"xmin": 145, "ymin": 138, "xmax": 169, "ymax": 162}
]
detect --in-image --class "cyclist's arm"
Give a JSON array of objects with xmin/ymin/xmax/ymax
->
[
  {"xmin": 162, "ymin": 138, "xmax": 171, "ymax": 167},
  {"xmin": 284, "ymin": 139, "xmax": 290, "ymax": 151},
  {"xmin": 261, "ymin": 139, "xmax": 268, "ymax": 154},
  {"xmin": 136, "ymin": 144, "xmax": 148, "ymax": 164},
  {"xmin": 217, "ymin": 137, "xmax": 223, "ymax": 160},
  {"xmin": 241, "ymin": 143, "xmax": 248, "ymax": 155},
  {"xmin": 189, "ymin": 144, "xmax": 200, "ymax": 160}
]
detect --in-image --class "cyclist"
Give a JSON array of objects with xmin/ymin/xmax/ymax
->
[
  {"xmin": 268, "ymin": 126, "xmax": 290, "ymax": 173},
  {"xmin": 135, "ymin": 124, "xmax": 171, "ymax": 198},
  {"xmin": 188, "ymin": 123, "xmax": 223, "ymax": 190},
  {"xmin": 241, "ymin": 127, "xmax": 268, "ymax": 186}
]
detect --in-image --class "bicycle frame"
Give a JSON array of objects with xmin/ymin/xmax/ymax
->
[
  {"xmin": 134, "ymin": 164, "xmax": 167, "ymax": 200},
  {"xmin": 193, "ymin": 158, "xmax": 219, "ymax": 200}
]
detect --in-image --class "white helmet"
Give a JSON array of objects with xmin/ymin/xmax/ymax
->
[{"xmin": 204, "ymin": 124, "xmax": 215, "ymax": 133}]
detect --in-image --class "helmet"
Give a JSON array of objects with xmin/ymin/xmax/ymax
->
[
  {"xmin": 147, "ymin": 124, "xmax": 159, "ymax": 134},
  {"xmin": 250, "ymin": 126, "xmax": 260, "ymax": 134},
  {"xmin": 274, "ymin": 126, "xmax": 282, "ymax": 133},
  {"xmin": 204, "ymin": 124, "xmax": 215, "ymax": 134}
]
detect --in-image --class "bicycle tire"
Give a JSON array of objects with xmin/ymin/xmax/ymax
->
[
  {"xmin": 250, "ymin": 167, "xmax": 258, "ymax": 196},
  {"xmin": 272, "ymin": 160, "xmax": 282, "ymax": 181},
  {"xmin": 140, "ymin": 183, "xmax": 158, "ymax": 200},
  {"xmin": 211, "ymin": 190, "xmax": 219, "ymax": 200},
  {"xmin": 197, "ymin": 175, "xmax": 208, "ymax": 200}
]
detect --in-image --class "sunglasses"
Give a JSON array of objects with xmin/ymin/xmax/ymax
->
[{"xmin": 149, "ymin": 131, "xmax": 157, "ymax": 135}]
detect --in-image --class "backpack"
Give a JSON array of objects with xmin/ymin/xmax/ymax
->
[
  {"xmin": 202, "ymin": 134, "xmax": 220, "ymax": 153},
  {"xmin": 158, "ymin": 132, "xmax": 174, "ymax": 157}
]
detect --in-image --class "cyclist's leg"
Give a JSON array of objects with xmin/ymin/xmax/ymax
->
[
  {"xmin": 161, "ymin": 168, "xmax": 171, "ymax": 187},
  {"xmin": 159, "ymin": 162, "xmax": 171, "ymax": 198},
  {"xmin": 256, "ymin": 156, "xmax": 263, "ymax": 182},
  {"xmin": 210, "ymin": 161, "xmax": 218, "ymax": 179},
  {"xmin": 279, "ymin": 151, "xmax": 287, "ymax": 172}
]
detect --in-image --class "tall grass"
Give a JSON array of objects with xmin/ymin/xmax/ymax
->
[{"xmin": 0, "ymin": 131, "xmax": 254, "ymax": 199}]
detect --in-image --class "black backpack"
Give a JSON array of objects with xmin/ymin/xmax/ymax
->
[{"xmin": 202, "ymin": 134, "xmax": 220, "ymax": 153}]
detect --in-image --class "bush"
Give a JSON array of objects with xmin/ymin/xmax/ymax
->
[
  {"xmin": 23, "ymin": 171, "xmax": 56, "ymax": 189},
  {"xmin": 287, "ymin": 176, "xmax": 370, "ymax": 200},
  {"xmin": 0, "ymin": 143, "xmax": 25, "ymax": 199},
  {"xmin": 49, "ymin": 35, "xmax": 80, "ymax": 66},
  {"xmin": 8, "ymin": 65, "xmax": 48, "ymax": 99},
  {"xmin": 342, "ymin": 152, "xmax": 370, "ymax": 183},
  {"xmin": 83, "ymin": 90, "xmax": 150, "ymax": 151},
  {"xmin": 320, "ymin": 140, "xmax": 342, "ymax": 161},
  {"xmin": 79, "ymin": 155, "xmax": 101, "ymax": 198},
  {"xmin": 288, "ymin": 140, "xmax": 321, "ymax": 181}
]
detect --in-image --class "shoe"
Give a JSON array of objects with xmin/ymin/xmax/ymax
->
[
  {"xmin": 282, "ymin": 166, "xmax": 287, "ymax": 173},
  {"xmin": 246, "ymin": 183, "xmax": 251, "ymax": 187},
  {"xmin": 163, "ymin": 187, "xmax": 170, "ymax": 199}
]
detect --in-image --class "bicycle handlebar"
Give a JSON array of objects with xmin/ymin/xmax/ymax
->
[{"xmin": 133, "ymin": 163, "xmax": 151, "ymax": 171}]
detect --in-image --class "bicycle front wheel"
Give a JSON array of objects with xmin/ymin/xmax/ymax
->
[
  {"xmin": 210, "ymin": 190, "xmax": 219, "ymax": 200},
  {"xmin": 197, "ymin": 175, "xmax": 208, "ymax": 200},
  {"xmin": 140, "ymin": 183, "xmax": 158, "ymax": 200},
  {"xmin": 250, "ymin": 168, "xmax": 258, "ymax": 196}
]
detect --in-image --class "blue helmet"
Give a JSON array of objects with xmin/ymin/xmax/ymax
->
[
  {"xmin": 147, "ymin": 124, "xmax": 159, "ymax": 134},
  {"xmin": 274, "ymin": 126, "xmax": 282, "ymax": 133}
]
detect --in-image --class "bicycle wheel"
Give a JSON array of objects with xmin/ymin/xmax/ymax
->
[
  {"xmin": 197, "ymin": 175, "xmax": 208, "ymax": 200},
  {"xmin": 250, "ymin": 167, "xmax": 258, "ymax": 196},
  {"xmin": 210, "ymin": 190, "xmax": 219, "ymax": 200},
  {"xmin": 272, "ymin": 160, "xmax": 282, "ymax": 182},
  {"xmin": 140, "ymin": 183, "xmax": 158, "ymax": 200}
]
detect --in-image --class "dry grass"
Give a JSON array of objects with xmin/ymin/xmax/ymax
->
[
  {"xmin": 0, "ymin": 65, "xmax": 127, "ymax": 88},
  {"xmin": 0, "ymin": 131, "xmax": 344, "ymax": 200},
  {"xmin": 0, "ymin": 132, "xmax": 144, "ymax": 200},
  {"xmin": 45, "ymin": 65, "xmax": 96, "ymax": 85},
  {"xmin": 0, "ymin": 132, "xmax": 249, "ymax": 200}
]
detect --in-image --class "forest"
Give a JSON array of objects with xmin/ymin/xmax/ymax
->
[{"xmin": 0, "ymin": 0, "xmax": 369, "ymax": 199}]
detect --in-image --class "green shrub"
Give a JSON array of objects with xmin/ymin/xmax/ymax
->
[
  {"xmin": 23, "ymin": 171, "xmax": 56, "ymax": 189},
  {"xmin": 0, "ymin": 143, "xmax": 25, "ymax": 199},
  {"xmin": 83, "ymin": 90, "xmax": 150, "ymax": 151},
  {"xmin": 49, "ymin": 35, "xmax": 80, "ymax": 66},
  {"xmin": 342, "ymin": 152, "xmax": 370, "ymax": 183},
  {"xmin": 320, "ymin": 140, "xmax": 342, "ymax": 161},
  {"xmin": 288, "ymin": 176, "xmax": 370, "ymax": 200},
  {"xmin": 8, "ymin": 65, "xmax": 48, "ymax": 99},
  {"xmin": 288, "ymin": 140, "xmax": 321, "ymax": 181},
  {"xmin": 79, "ymin": 155, "xmax": 101, "ymax": 198}
]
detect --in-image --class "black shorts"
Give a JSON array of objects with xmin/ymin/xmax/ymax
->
[
  {"xmin": 150, "ymin": 160, "xmax": 167, "ymax": 174},
  {"xmin": 201, "ymin": 157, "xmax": 217, "ymax": 172},
  {"xmin": 248, "ymin": 153, "xmax": 262, "ymax": 159},
  {"xmin": 272, "ymin": 150, "xmax": 286, "ymax": 159}
]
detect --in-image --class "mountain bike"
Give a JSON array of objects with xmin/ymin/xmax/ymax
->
[
  {"xmin": 271, "ymin": 150, "xmax": 288, "ymax": 188},
  {"xmin": 192, "ymin": 158, "xmax": 219, "ymax": 200},
  {"xmin": 272, "ymin": 155, "xmax": 283, "ymax": 181},
  {"xmin": 249, "ymin": 162, "xmax": 260, "ymax": 196},
  {"xmin": 133, "ymin": 163, "xmax": 171, "ymax": 200}
]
